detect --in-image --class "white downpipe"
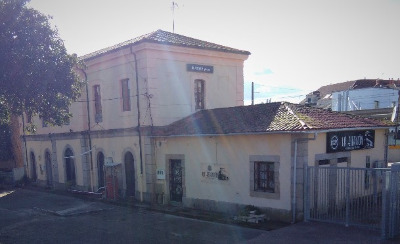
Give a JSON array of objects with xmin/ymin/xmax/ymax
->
[{"xmin": 292, "ymin": 133, "xmax": 317, "ymax": 224}]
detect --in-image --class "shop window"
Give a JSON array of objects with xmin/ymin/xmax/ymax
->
[
  {"xmin": 121, "ymin": 79, "xmax": 131, "ymax": 111},
  {"xmin": 250, "ymin": 155, "xmax": 280, "ymax": 199},
  {"xmin": 194, "ymin": 79, "xmax": 205, "ymax": 110},
  {"xmin": 93, "ymin": 85, "xmax": 102, "ymax": 123}
]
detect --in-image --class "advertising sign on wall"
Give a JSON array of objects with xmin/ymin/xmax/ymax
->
[{"xmin": 327, "ymin": 130, "xmax": 375, "ymax": 153}]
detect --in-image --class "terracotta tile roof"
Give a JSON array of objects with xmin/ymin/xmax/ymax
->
[
  {"xmin": 313, "ymin": 81, "xmax": 356, "ymax": 100},
  {"xmin": 152, "ymin": 102, "xmax": 392, "ymax": 137},
  {"xmin": 81, "ymin": 29, "xmax": 251, "ymax": 61}
]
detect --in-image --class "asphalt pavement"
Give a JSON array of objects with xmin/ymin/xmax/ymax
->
[{"xmin": 0, "ymin": 186, "xmax": 398, "ymax": 244}]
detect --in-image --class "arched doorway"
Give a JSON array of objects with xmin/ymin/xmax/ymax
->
[
  {"xmin": 97, "ymin": 152, "xmax": 105, "ymax": 188},
  {"xmin": 64, "ymin": 148, "xmax": 76, "ymax": 186},
  {"xmin": 45, "ymin": 150, "xmax": 53, "ymax": 187},
  {"xmin": 124, "ymin": 152, "xmax": 135, "ymax": 197},
  {"xmin": 30, "ymin": 151, "xmax": 37, "ymax": 181}
]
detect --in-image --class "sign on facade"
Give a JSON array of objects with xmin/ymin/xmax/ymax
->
[
  {"xmin": 327, "ymin": 130, "xmax": 375, "ymax": 153},
  {"xmin": 187, "ymin": 64, "xmax": 214, "ymax": 73},
  {"xmin": 201, "ymin": 163, "xmax": 229, "ymax": 182}
]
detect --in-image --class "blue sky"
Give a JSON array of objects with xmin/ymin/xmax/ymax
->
[{"xmin": 29, "ymin": 0, "xmax": 400, "ymax": 104}]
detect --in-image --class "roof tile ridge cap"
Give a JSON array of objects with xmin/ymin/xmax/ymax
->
[{"xmin": 283, "ymin": 102, "xmax": 310, "ymax": 129}]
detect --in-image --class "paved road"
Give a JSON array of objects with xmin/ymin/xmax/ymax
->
[
  {"xmin": 0, "ymin": 188, "xmax": 267, "ymax": 244},
  {"xmin": 0, "ymin": 188, "xmax": 398, "ymax": 244}
]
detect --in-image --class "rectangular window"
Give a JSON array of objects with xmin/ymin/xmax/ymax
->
[
  {"xmin": 374, "ymin": 101, "xmax": 379, "ymax": 109},
  {"xmin": 121, "ymin": 79, "xmax": 131, "ymax": 111},
  {"xmin": 93, "ymin": 85, "xmax": 102, "ymax": 123},
  {"xmin": 26, "ymin": 112, "xmax": 32, "ymax": 124},
  {"xmin": 194, "ymin": 79, "xmax": 205, "ymax": 110},
  {"xmin": 254, "ymin": 161, "xmax": 275, "ymax": 193},
  {"xmin": 318, "ymin": 159, "xmax": 330, "ymax": 166},
  {"xmin": 42, "ymin": 118, "xmax": 47, "ymax": 128}
]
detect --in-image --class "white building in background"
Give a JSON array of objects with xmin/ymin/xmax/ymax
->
[{"xmin": 332, "ymin": 86, "xmax": 399, "ymax": 112}]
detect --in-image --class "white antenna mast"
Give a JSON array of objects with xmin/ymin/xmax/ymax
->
[{"xmin": 172, "ymin": 1, "xmax": 178, "ymax": 33}]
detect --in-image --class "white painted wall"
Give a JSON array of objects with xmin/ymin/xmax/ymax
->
[{"xmin": 332, "ymin": 88, "xmax": 399, "ymax": 111}]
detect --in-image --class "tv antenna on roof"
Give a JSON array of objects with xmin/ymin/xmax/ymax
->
[{"xmin": 172, "ymin": 1, "xmax": 178, "ymax": 33}]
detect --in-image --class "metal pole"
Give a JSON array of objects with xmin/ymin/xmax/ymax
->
[
  {"xmin": 304, "ymin": 165, "xmax": 309, "ymax": 222},
  {"xmin": 251, "ymin": 82, "xmax": 254, "ymax": 105},
  {"xmin": 345, "ymin": 167, "xmax": 350, "ymax": 227},
  {"xmin": 381, "ymin": 171, "xmax": 389, "ymax": 239}
]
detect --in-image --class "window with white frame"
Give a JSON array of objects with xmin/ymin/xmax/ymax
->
[{"xmin": 121, "ymin": 79, "xmax": 131, "ymax": 111}]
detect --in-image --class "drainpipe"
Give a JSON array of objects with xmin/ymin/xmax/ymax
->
[
  {"xmin": 130, "ymin": 46, "xmax": 144, "ymax": 202},
  {"xmin": 292, "ymin": 133, "xmax": 317, "ymax": 224},
  {"xmin": 21, "ymin": 115, "xmax": 28, "ymax": 177},
  {"xmin": 78, "ymin": 67, "xmax": 94, "ymax": 191}
]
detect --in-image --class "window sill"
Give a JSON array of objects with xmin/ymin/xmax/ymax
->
[{"xmin": 250, "ymin": 190, "xmax": 280, "ymax": 200}]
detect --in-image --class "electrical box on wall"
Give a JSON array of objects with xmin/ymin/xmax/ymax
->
[{"xmin": 156, "ymin": 169, "xmax": 165, "ymax": 180}]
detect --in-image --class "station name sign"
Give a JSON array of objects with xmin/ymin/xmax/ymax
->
[
  {"xmin": 187, "ymin": 64, "xmax": 214, "ymax": 73},
  {"xmin": 327, "ymin": 130, "xmax": 375, "ymax": 153}
]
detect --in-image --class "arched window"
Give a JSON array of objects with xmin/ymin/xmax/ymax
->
[
  {"xmin": 124, "ymin": 152, "xmax": 135, "ymax": 197},
  {"xmin": 45, "ymin": 150, "xmax": 53, "ymax": 186},
  {"xmin": 65, "ymin": 148, "xmax": 76, "ymax": 186},
  {"xmin": 97, "ymin": 152, "xmax": 105, "ymax": 188},
  {"xmin": 30, "ymin": 151, "xmax": 37, "ymax": 181}
]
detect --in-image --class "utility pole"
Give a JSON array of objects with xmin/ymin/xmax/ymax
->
[
  {"xmin": 172, "ymin": 2, "xmax": 178, "ymax": 33},
  {"xmin": 251, "ymin": 82, "xmax": 254, "ymax": 105}
]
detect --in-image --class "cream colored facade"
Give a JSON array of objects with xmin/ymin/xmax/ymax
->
[
  {"xmin": 21, "ymin": 31, "xmax": 391, "ymax": 222},
  {"xmin": 153, "ymin": 129, "xmax": 388, "ymax": 222},
  {"xmin": 22, "ymin": 31, "xmax": 249, "ymax": 201}
]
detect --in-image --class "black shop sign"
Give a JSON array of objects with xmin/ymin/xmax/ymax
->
[{"xmin": 327, "ymin": 130, "xmax": 375, "ymax": 153}]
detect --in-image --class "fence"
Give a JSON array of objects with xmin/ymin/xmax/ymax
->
[
  {"xmin": 305, "ymin": 166, "xmax": 388, "ymax": 230},
  {"xmin": 0, "ymin": 168, "xmax": 24, "ymax": 185},
  {"xmin": 382, "ymin": 163, "xmax": 400, "ymax": 239},
  {"xmin": 305, "ymin": 164, "xmax": 400, "ymax": 239}
]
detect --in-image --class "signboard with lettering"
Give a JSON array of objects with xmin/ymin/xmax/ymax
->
[
  {"xmin": 201, "ymin": 163, "xmax": 229, "ymax": 182},
  {"xmin": 327, "ymin": 130, "xmax": 375, "ymax": 153},
  {"xmin": 187, "ymin": 64, "xmax": 214, "ymax": 73}
]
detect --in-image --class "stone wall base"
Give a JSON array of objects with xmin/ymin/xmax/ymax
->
[{"xmin": 183, "ymin": 197, "xmax": 292, "ymax": 223}]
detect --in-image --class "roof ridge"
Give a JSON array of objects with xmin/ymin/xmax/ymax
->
[
  {"xmin": 283, "ymin": 103, "xmax": 310, "ymax": 130},
  {"xmin": 80, "ymin": 29, "xmax": 250, "ymax": 61}
]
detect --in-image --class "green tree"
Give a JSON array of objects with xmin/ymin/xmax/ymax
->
[{"xmin": 0, "ymin": 0, "xmax": 84, "ymax": 168}]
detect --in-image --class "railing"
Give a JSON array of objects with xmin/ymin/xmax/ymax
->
[
  {"xmin": 382, "ymin": 163, "xmax": 400, "ymax": 239},
  {"xmin": 305, "ymin": 164, "xmax": 400, "ymax": 239},
  {"xmin": 305, "ymin": 166, "xmax": 388, "ymax": 230}
]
